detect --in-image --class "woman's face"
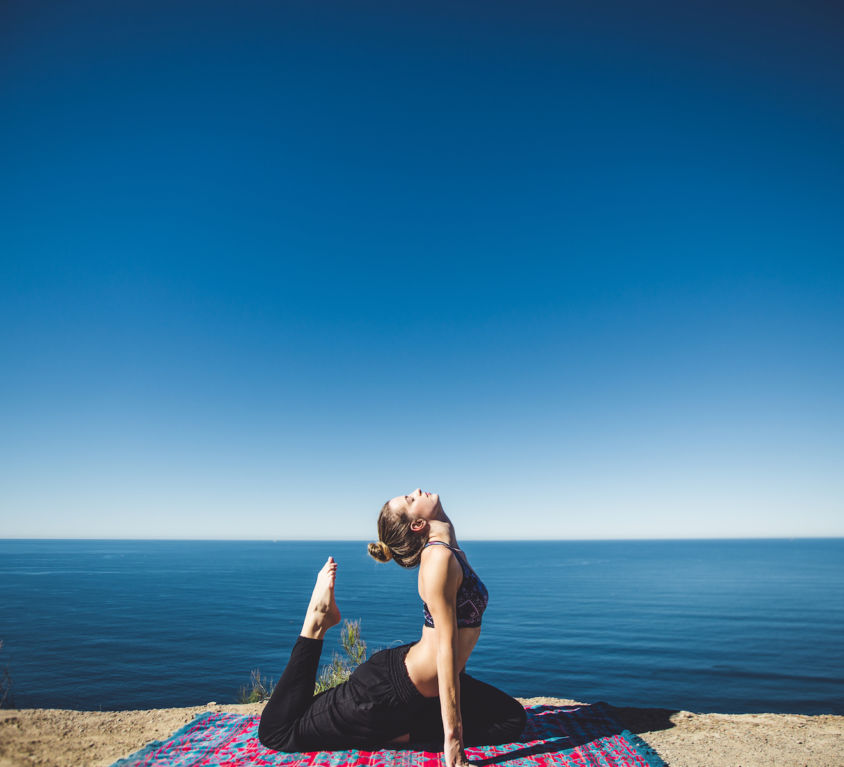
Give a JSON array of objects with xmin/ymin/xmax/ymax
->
[{"xmin": 388, "ymin": 488, "xmax": 441, "ymax": 522}]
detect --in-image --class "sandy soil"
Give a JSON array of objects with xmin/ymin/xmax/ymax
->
[{"xmin": 1, "ymin": 698, "xmax": 841, "ymax": 767}]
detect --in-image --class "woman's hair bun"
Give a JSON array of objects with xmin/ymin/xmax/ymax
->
[{"xmin": 367, "ymin": 540, "xmax": 393, "ymax": 563}]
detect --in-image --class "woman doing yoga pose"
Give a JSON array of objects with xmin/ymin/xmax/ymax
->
[{"xmin": 257, "ymin": 489, "xmax": 525, "ymax": 766}]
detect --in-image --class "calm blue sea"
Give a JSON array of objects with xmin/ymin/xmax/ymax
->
[{"xmin": 0, "ymin": 539, "xmax": 842, "ymax": 714}]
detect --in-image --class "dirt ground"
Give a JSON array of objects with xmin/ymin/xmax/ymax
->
[{"xmin": 0, "ymin": 697, "xmax": 841, "ymax": 767}]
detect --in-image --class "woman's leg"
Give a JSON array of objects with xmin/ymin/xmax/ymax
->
[
  {"xmin": 408, "ymin": 674, "xmax": 526, "ymax": 748},
  {"xmin": 289, "ymin": 644, "xmax": 424, "ymax": 752},
  {"xmin": 262, "ymin": 645, "xmax": 427, "ymax": 753},
  {"xmin": 258, "ymin": 557, "xmax": 342, "ymax": 751},
  {"xmin": 458, "ymin": 673, "xmax": 526, "ymax": 746}
]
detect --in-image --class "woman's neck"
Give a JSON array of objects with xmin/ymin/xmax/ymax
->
[{"xmin": 427, "ymin": 519, "xmax": 457, "ymax": 547}]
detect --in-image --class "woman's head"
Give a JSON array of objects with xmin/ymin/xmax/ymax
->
[{"xmin": 367, "ymin": 489, "xmax": 441, "ymax": 568}]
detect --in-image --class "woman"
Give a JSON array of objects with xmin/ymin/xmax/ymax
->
[{"xmin": 258, "ymin": 489, "xmax": 525, "ymax": 766}]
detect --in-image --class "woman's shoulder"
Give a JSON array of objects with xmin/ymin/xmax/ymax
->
[
  {"xmin": 420, "ymin": 542, "xmax": 465, "ymax": 585},
  {"xmin": 421, "ymin": 541, "xmax": 457, "ymax": 561},
  {"xmin": 421, "ymin": 542, "xmax": 461, "ymax": 565}
]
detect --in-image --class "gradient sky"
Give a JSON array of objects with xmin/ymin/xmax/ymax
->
[{"xmin": 1, "ymin": 1, "xmax": 842, "ymax": 539}]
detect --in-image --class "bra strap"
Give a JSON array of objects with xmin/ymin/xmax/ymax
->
[{"xmin": 423, "ymin": 540, "xmax": 459, "ymax": 551}]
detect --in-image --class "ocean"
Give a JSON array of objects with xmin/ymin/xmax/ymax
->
[{"xmin": 0, "ymin": 539, "xmax": 841, "ymax": 714}]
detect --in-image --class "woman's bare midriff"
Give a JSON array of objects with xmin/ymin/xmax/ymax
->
[{"xmin": 404, "ymin": 625, "xmax": 482, "ymax": 697}]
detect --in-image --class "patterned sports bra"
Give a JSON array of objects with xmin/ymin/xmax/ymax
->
[{"xmin": 421, "ymin": 541, "xmax": 489, "ymax": 629}]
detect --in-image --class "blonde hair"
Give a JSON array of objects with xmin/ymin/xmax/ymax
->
[
  {"xmin": 367, "ymin": 500, "xmax": 426, "ymax": 568},
  {"xmin": 367, "ymin": 540, "xmax": 392, "ymax": 562}
]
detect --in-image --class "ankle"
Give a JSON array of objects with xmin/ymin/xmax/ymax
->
[{"xmin": 300, "ymin": 616, "xmax": 331, "ymax": 640}]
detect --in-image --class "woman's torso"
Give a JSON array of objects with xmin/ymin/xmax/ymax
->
[{"xmin": 404, "ymin": 543, "xmax": 486, "ymax": 697}]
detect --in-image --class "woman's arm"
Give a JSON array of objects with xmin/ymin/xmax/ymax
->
[{"xmin": 421, "ymin": 547, "xmax": 470, "ymax": 767}]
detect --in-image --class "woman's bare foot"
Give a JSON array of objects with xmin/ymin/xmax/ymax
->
[{"xmin": 301, "ymin": 556, "xmax": 341, "ymax": 640}]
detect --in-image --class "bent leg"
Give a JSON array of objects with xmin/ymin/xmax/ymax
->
[
  {"xmin": 409, "ymin": 674, "xmax": 526, "ymax": 748},
  {"xmin": 258, "ymin": 557, "xmax": 342, "ymax": 752},
  {"xmin": 263, "ymin": 644, "xmax": 426, "ymax": 753},
  {"xmin": 459, "ymin": 674, "xmax": 526, "ymax": 745},
  {"xmin": 258, "ymin": 636, "xmax": 324, "ymax": 750}
]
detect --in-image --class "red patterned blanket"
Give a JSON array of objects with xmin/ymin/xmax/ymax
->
[{"xmin": 110, "ymin": 702, "xmax": 665, "ymax": 767}]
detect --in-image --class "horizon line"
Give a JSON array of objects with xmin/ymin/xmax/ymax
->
[{"xmin": 1, "ymin": 536, "xmax": 842, "ymax": 542}]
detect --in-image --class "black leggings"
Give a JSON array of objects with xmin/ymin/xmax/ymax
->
[{"xmin": 258, "ymin": 636, "xmax": 526, "ymax": 753}]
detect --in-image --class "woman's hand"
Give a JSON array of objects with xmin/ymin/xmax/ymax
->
[{"xmin": 444, "ymin": 733, "xmax": 471, "ymax": 767}]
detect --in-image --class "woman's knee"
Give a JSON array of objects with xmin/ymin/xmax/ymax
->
[
  {"xmin": 503, "ymin": 701, "xmax": 527, "ymax": 740},
  {"xmin": 485, "ymin": 695, "xmax": 527, "ymax": 742},
  {"xmin": 462, "ymin": 699, "xmax": 527, "ymax": 745},
  {"xmin": 258, "ymin": 715, "xmax": 295, "ymax": 752},
  {"xmin": 471, "ymin": 705, "xmax": 525, "ymax": 745},
  {"xmin": 258, "ymin": 731, "xmax": 298, "ymax": 753},
  {"xmin": 257, "ymin": 723, "xmax": 276, "ymax": 751}
]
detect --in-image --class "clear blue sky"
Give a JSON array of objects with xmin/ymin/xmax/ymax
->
[{"xmin": 1, "ymin": 1, "xmax": 842, "ymax": 539}]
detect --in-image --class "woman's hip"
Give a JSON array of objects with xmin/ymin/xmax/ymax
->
[
  {"xmin": 348, "ymin": 643, "xmax": 423, "ymax": 707},
  {"xmin": 289, "ymin": 646, "xmax": 427, "ymax": 750}
]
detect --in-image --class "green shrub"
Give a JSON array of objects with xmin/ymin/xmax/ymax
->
[
  {"xmin": 339, "ymin": 619, "xmax": 366, "ymax": 667},
  {"xmin": 314, "ymin": 619, "xmax": 367, "ymax": 694},
  {"xmin": 237, "ymin": 668, "xmax": 275, "ymax": 704},
  {"xmin": 238, "ymin": 619, "xmax": 368, "ymax": 703}
]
